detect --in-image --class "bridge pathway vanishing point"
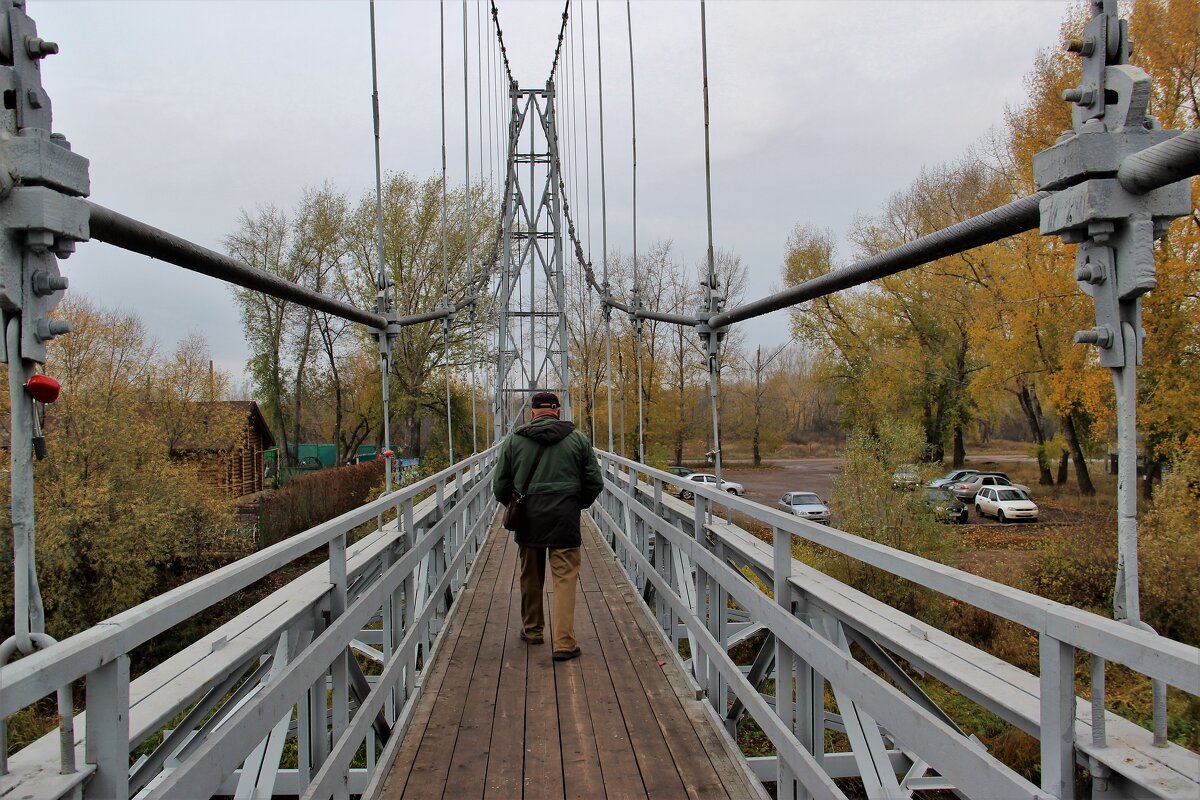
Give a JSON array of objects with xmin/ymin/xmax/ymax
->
[{"xmin": 376, "ymin": 519, "xmax": 764, "ymax": 800}]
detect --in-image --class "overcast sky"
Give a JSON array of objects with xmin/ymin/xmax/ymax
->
[{"xmin": 36, "ymin": 0, "xmax": 1072, "ymax": 381}]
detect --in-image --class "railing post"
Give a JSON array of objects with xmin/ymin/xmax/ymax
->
[
  {"xmin": 85, "ymin": 655, "xmax": 130, "ymax": 799},
  {"xmin": 773, "ymin": 526, "xmax": 797, "ymax": 800},
  {"xmin": 1039, "ymin": 633, "xmax": 1076, "ymax": 799},
  {"xmin": 328, "ymin": 531, "xmax": 349, "ymax": 788}
]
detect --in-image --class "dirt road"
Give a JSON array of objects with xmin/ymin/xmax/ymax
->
[{"xmin": 719, "ymin": 458, "xmax": 842, "ymax": 506}]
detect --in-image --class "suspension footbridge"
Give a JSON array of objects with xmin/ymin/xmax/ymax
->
[{"xmin": 1, "ymin": 1, "xmax": 1198, "ymax": 798}]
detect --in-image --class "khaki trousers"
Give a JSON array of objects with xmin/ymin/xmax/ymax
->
[{"xmin": 518, "ymin": 544, "xmax": 581, "ymax": 652}]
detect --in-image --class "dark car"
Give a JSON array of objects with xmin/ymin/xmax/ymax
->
[{"xmin": 924, "ymin": 487, "xmax": 968, "ymax": 524}]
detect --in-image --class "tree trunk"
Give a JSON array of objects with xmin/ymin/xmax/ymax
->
[
  {"xmin": 1017, "ymin": 383, "xmax": 1054, "ymax": 485},
  {"xmin": 952, "ymin": 424, "xmax": 966, "ymax": 468},
  {"xmin": 1061, "ymin": 411, "xmax": 1095, "ymax": 496},
  {"xmin": 1057, "ymin": 452, "xmax": 1069, "ymax": 484},
  {"xmin": 1142, "ymin": 457, "xmax": 1162, "ymax": 501}
]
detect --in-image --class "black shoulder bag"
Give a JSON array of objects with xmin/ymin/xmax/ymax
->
[{"xmin": 502, "ymin": 444, "xmax": 547, "ymax": 531}]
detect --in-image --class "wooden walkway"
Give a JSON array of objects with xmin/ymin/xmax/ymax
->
[{"xmin": 376, "ymin": 518, "xmax": 762, "ymax": 800}]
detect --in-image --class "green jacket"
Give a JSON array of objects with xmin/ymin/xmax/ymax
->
[{"xmin": 492, "ymin": 417, "xmax": 603, "ymax": 547}]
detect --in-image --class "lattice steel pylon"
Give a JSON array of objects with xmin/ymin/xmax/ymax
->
[{"xmin": 494, "ymin": 78, "xmax": 571, "ymax": 438}]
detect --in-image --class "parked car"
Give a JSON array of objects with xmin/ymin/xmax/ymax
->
[
  {"xmin": 891, "ymin": 464, "xmax": 920, "ymax": 489},
  {"xmin": 677, "ymin": 472, "xmax": 745, "ymax": 499},
  {"xmin": 778, "ymin": 492, "xmax": 830, "ymax": 523},
  {"xmin": 928, "ymin": 468, "xmax": 979, "ymax": 488},
  {"xmin": 296, "ymin": 455, "xmax": 323, "ymax": 472},
  {"xmin": 666, "ymin": 465, "xmax": 694, "ymax": 478},
  {"xmin": 948, "ymin": 473, "xmax": 1030, "ymax": 502},
  {"xmin": 975, "ymin": 486, "xmax": 1039, "ymax": 523},
  {"xmin": 923, "ymin": 487, "xmax": 968, "ymax": 524}
]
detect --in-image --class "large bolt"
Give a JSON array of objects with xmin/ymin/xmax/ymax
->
[
  {"xmin": 1075, "ymin": 261, "xmax": 1105, "ymax": 285},
  {"xmin": 31, "ymin": 271, "xmax": 68, "ymax": 296},
  {"xmin": 1075, "ymin": 327, "xmax": 1114, "ymax": 348},
  {"xmin": 35, "ymin": 319, "xmax": 71, "ymax": 341},
  {"xmin": 1067, "ymin": 37, "xmax": 1096, "ymax": 56},
  {"xmin": 1063, "ymin": 86, "xmax": 1097, "ymax": 106},
  {"xmin": 24, "ymin": 36, "xmax": 59, "ymax": 59}
]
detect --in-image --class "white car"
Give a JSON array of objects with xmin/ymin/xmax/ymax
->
[
  {"xmin": 778, "ymin": 492, "xmax": 830, "ymax": 523},
  {"xmin": 677, "ymin": 472, "xmax": 744, "ymax": 498},
  {"xmin": 975, "ymin": 486, "xmax": 1039, "ymax": 523}
]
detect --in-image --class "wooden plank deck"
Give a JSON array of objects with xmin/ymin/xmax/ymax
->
[{"xmin": 376, "ymin": 518, "xmax": 763, "ymax": 800}]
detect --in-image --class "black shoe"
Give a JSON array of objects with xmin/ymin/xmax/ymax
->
[
  {"xmin": 552, "ymin": 647, "xmax": 582, "ymax": 661},
  {"xmin": 520, "ymin": 632, "xmax": 544, "ymax": 645}
]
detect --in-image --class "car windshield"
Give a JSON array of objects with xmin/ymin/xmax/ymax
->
[
  {"xmin": 997, "ymin": 489, "xmax": 1028, "ymax": 501},
  {"xmin": 925, "ymin": 489, "xmax": 955, "ymax": 502},
  {"xmin": 790, "ymin": 493, "xmax": 821, "ymax": 505}
]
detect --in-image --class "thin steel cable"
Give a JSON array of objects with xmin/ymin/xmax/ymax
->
[
  {"xmin": 700, "ymin": 0, "xmax": 723, "ymax": 506},
  {"xmin": 369, "ymin": 0, "xmax": 395, "ymax": 494},
  {"xmin": 626, "ymin": 0, "xmax": 644, "ymax": 465},
  {"xmin": 463, "ymin": 0, "xmax": 477, "ymax": 454},
  {"xmin": 440, "ymin": 0, "xmax": 454, "ymax": 464},
  {"xmin": 596, "ymin": 0, "xmax": 614, "ymax": 453}
]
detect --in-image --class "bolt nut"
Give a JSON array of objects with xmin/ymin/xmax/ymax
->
[
  {"xmin": 1067, "ymin": 37, "xmax": 1096, "ymax": 56},
  {"xmin": 24, "ymin": 36, "xmax": 59, "ymax": 59},
  {"xmin": 1074, "ymin": 327, "xmax": 1113, "ymax": 348},
  {"xmin": 1063, "ymin": 86, "xmax": 1096, "ymax": 106},
  {"xmin": 25, "ymin": 88, "xmax": 42, "ymax": 109},
  {"xmin": 31, "ymin": 271, "xmax": 68, "ymax": 296},
  {"xmin": 1075, "ymin": 261, "xmax": 1105, "ymax": 285},
  {"xmin": 25, "ymin": 230, "xmax": 55, "ymax": 252},
  {"xmin": 50, "ymin": 238, "xmax": 75, "ymax": 259},
  {"xmin": 49, "ymin": 132, "xmax": 71, "ymax": 151},
  {"xmin": 35, "ymin": 318, "xmax": 71, "ymax": 342}
]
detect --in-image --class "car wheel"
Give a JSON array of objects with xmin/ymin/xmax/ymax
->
[
  {"xmin": 998, "ymin": 510, "xmax": 1007, "ymax": 524},
  {"xmin": 726, "ymin": 488, "xmax": 738, "ymax": 495},
  {"xmin": 975, "ymin": 504, "xmax": 983, "ymax": 519},
  {"xmin": 679, "ymin": 490, "xmax": 694, "ymax": 501}
]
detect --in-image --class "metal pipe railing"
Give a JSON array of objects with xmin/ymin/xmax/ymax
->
[
  {"xmin": 1117, "ymin": 129, "xmax": 1200, "ymax": 195},
  {"xmin": 86, "ymin": 202, "xmax": 389, "ymax": 330},
  {"xmin": 708, "ymin": 193, "xmax": 1046, "ymax": 329}
]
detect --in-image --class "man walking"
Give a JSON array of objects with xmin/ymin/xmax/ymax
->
[{"xmin": 493, "ymin": 392, "xmax": 603, "ymax": 661}]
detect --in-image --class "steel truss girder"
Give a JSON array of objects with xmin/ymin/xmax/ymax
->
[{"xmin": 494, "ymin": 83, "xmax": 570, "ymax": 438}]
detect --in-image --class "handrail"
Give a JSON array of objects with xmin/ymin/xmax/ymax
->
[
  {"xmin": 0, "ymin": 447, "xmax": 497, "ymax": 720},
  {"xmin": 595, "ymin": 452, "xmax": 1200, "ymax": 695}
]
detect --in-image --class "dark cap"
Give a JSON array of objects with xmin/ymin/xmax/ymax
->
[{"xmin": 531, "ymin": 391, "xmax": 560, "ymax": 409}]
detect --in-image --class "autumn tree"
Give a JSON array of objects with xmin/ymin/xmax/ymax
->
[{"xmin": 1, "ymin": 298, "xmax": 243, "ymax": 639}]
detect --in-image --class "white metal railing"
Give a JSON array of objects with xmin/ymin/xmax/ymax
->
[
  {"xmin": 0, "ymin": 447, "xmax": 498, "ymax": 800},
  {"xmin": 591, "ymin": 451, "xmax": 1200, "ymax": 800}
]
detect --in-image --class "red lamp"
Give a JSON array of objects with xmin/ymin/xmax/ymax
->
[
  {"xmin": 24, "ymin": 374, "xmax": 61, "ymax": 404},
  {"xmin": 381, "ymin": 449, "xmax": 395, "ymax": 458}
]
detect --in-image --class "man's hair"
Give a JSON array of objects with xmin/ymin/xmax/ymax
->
[{"xmin": 531, "ymin": 391, "xmax": 560, "ymax": 409}]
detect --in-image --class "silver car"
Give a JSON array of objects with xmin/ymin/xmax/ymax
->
[
  {"xmin": 778, "ymin": 492, "xmax": 830, "ymax": 524},
  {"xmin": 949, "ymin": 473, "xmax": 1031, "ymax": 502},
  {"xmin": 929, "ymin": 468, "xmax": 979, "ymax": 488}
]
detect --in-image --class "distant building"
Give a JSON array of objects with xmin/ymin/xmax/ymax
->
[{"xmin": 170, "ymin": 401, "xmax": 275, "ymax": 499}]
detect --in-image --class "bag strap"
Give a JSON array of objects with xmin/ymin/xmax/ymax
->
[{"xmin": 520, "ymin": 444, "xmax": 549, "ymax": 497}]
